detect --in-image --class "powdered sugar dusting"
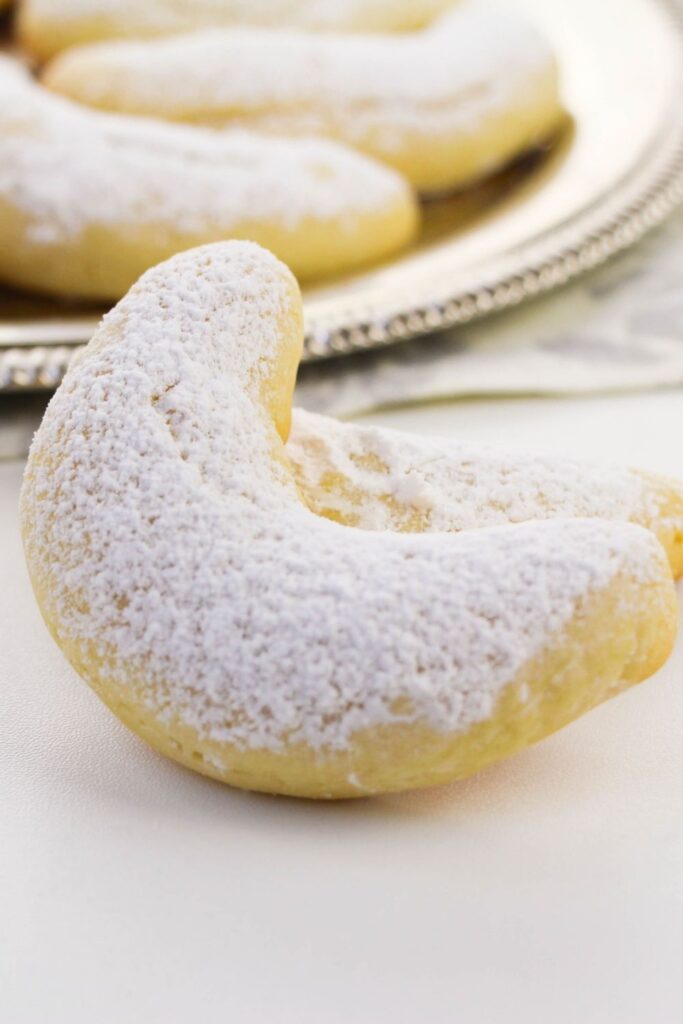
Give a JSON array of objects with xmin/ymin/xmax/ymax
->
[
  {"xmin": 288, "ymin": 410, "xmax": 665, "ymax": 534},
  {"xmin": 21, "ymin": 243, "xmax": 665, "ymax": 754},
  {"xmin": 24, "ymin": 0, "xmax": 456, "ymax": 43},
  {"xmin": 0, "ymin": 56, "xmax": 409, "ymax": 245},
  {"xmin": 46, "ymin": 3, "xmax": 557, "ymax": 149}
]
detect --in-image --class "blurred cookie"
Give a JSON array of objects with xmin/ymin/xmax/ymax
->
[
  {"xmin": 44, "ymin": 3, "xmax": 563, "ymax": 192},
  {"xmin": 19, "ymin": 0, "xmax": 458, "ymax": 59},
  {"xmin": 0, "ymin": 56, "xmax": 417, "ymax": 299}
]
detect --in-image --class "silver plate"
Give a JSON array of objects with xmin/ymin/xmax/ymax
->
[{"xmin": 1, "ymin": 0, "xmax": 683, "ymax": 391}]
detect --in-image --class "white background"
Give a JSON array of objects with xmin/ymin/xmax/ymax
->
[{"xmin": 2, "ymin": 391, "xmax": 683, "ymax": 1023}]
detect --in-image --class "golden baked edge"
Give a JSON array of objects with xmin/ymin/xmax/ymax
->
[{"xmin": 23, "ymin": 542, "xmax": 677, "ymax": 799}]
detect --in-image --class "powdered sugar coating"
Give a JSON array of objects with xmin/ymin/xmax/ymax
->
[
  {"xmin": 21, "ymin": 243, "xmax": 666, "ymax": 754},
  {"xmin": 22, "ymin": 0, "xmax": 457, "ymax": 51},
  {"xmin": 45, "ymin": 4, "xmax": 557, "ymax": 153},
  {"xmin": 288, "ymin": 410, "xmax": 669, "ymax": 535},
  {"xmin": 0, "ymin": 56, "xmax": 411, "ymax": 246}
]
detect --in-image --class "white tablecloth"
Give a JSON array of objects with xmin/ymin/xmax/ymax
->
[{"xmin": 2, "ymin": 390, "xmax": 683, "ymax": 1024}]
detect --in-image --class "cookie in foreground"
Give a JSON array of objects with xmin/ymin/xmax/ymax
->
[{"xmin": 21, "ymin": 242, "xmax": 681, "ymax": 798}]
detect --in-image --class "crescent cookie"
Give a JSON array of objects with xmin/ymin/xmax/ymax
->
[
  {"xmin": 21, "ymin": 241, "xmax": 681, "ymax": 799},
  {"xmin": 19, "ymin": 0, "xmax": 458, "ymax": 59},
  {"xmin": 43, "ymin": 3, "xmax": 563, "ymax": 193},
  {"xmin": 0, "ymin": 57, "xmax": 417, "ymax": 300}
]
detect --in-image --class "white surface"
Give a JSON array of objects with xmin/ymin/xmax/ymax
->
[{"xmin": 2, "ymin": 390, "xmax": 683, "ymax": 1024}]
